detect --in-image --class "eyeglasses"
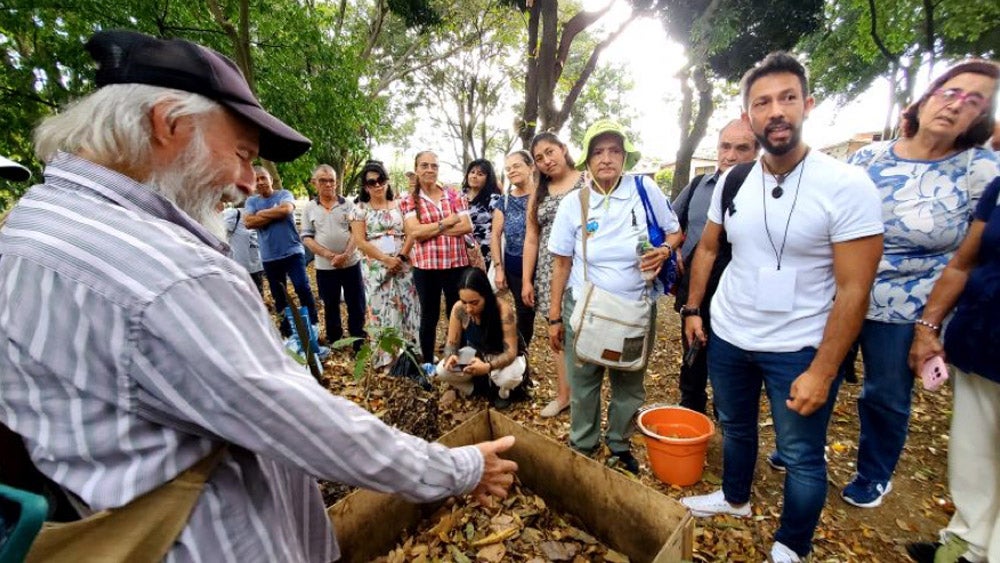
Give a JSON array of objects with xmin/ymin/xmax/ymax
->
[
  {"xmin": 314, "ymin": 178, "xmax": 336, "ymax": 185},
  {"xmin": 932, "ymin": 88, "xmax": 988, "ymax": 112},
  {"xmin": 364, "ymin": 178, "xmax": 387, "ymax": 187}
]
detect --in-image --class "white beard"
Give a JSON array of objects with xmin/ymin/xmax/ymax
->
[{"xmin": 147, "ymin": 132, "xmax": 237, "ymax": 241}]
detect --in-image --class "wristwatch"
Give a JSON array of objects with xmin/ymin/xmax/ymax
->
[
  {"xmin": 437, "ymin": 221, "xmax": 444, "ymax": 232},
  {"xmin": 680, "ymin": 305, "xmax": 700, "ymax": 318}
]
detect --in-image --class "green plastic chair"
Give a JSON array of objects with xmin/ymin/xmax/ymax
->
[{"xmin": 0, "ymin": 484, "xmax": 48, "ymax": 563}]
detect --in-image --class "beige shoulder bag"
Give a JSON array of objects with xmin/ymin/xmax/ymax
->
[{"xmin": 26, "ymin": 446, "xmax": 226, "ymax": 563}]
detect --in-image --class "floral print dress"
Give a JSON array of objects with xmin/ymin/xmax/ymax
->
[
  {"xmin": 350, "ymin": 202, "xmax": 421, "ymax": 368},
  {"xmin": 535, "ymin": 176, "xmax": 585, "ymax": 315}
]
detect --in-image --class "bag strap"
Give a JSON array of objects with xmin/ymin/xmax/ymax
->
[
  {"xmin": 634, "ymin": 175, "xmax": 665, "ymax": 246},
  {"xmin": 26, "ymin": 446, "xmax": 226, "ymax": 563},
  {"xmin": 227, "ymin": 209, "xmax": 240, "ymax": 237},
  {"xmin": 579, "ymin": 185, "xmax": 590, "ymax": 282},
  {"xmin": 721, "ymin": 161, "xmax": 755, "ymax": 228}
]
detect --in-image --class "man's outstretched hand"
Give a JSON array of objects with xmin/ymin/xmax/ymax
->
[{"xmin": 471, "ymin": 435, "xmax": 518, "ymax": 507}]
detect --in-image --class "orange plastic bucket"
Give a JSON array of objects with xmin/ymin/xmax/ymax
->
[{"xmin": 637, "ymin": 405, "xmax": 715, "ymax": 486}]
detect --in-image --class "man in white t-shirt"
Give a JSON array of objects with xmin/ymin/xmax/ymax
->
[{"xmin": 679, "ymin": 52, "xmax": 884, "ymax": 563}]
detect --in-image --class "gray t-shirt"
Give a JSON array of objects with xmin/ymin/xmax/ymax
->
[
  {"xmin": 300, "ymin": 198, "xmax": 360, "ymax": 270},
  {"xmin": 672, "ymin": 172, "xmax": 717, "ymax": 258}
]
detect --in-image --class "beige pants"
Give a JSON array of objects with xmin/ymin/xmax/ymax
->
[{"xmin": 944, "ymin": 367, "xmax": 1000, "ymax": 562}]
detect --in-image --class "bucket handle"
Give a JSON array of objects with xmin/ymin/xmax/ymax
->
[{"xmin": 635, "ymin": 403, "xmax": 713, "ymax": 443}]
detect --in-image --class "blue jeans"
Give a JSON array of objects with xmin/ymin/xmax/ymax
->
[
  {"xmin": 856, "ymin": 320, "xmax": 915, "ymax": 483},
  {"xmin": 263, "ymin": 253, "xmax": 319, "ymax": 337},
  {"xmin": 708, "ymin": 334, "xmax": 843, "ymax": 557}
]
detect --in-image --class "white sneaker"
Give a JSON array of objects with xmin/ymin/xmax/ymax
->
[
  {"xmin": 680, "ymin": 489, "xmax": 751, "ymax": 518},
  {"xmin": 769, "ymin": 541, "xmax": 802, "ymax": 563}
]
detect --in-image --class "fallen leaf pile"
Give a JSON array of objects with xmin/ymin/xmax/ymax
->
[
  {"xmin": 372, "ymin": 479, "xmax": 631, "ymax": 563},
  {"xmin": 301, "ymin": 271, "xmax": 954, "ymax": 562}
]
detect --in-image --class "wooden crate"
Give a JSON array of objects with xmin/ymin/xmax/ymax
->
[{"xmin": 328, "ymin": 410, "xmax": 694, "ymax": 563}]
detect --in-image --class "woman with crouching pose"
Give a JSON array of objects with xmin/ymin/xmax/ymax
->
[{"xmin": 434, "ymin": 267, "xmax": 530, "ymax": 409}]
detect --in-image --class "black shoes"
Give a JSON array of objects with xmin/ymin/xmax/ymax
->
[{"xmin": 610, "ymin": 449, "xmax": 639, "ymax": 475}]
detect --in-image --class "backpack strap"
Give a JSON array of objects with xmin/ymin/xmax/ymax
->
[
  {"xmin": 677, "ymin": 174, "xmax": 707, "ymax": 233},
  {"xmin": 721, "ymin": 161, "xmax": 756, "ymax": 227},
  {"xmin": 227, "ymin": 209, "xmax": 240, "ymax": 237}
]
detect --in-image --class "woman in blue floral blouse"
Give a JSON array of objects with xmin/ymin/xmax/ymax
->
[
  {"xmin": 841, "ymin": 60, "xmax": 1000, "ymax": 509},
  {"xmin": 462, "ymin": 159, "xmax": 501, "ymax": 269}
]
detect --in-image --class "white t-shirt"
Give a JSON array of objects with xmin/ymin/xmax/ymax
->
[
  {"xmin": 548, "ymin": 174, "xmax": 680, "ymax": 302},
  {"xmin": 707, "ymin": 150, "xmax": 884, "ymax": 352}
]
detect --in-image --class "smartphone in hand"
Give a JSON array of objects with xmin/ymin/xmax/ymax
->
[
  {"xmin": 684, "ymin": 339, "xmax": 702, "ymax": 368},
  {"xmin": 920, "ymin": 356, "xmax": 948, "ymax": 392}
]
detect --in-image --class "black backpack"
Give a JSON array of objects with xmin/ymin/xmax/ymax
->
[{"xmin": 675, "ymin": 161, "xmax": 755, "ymax": 308}]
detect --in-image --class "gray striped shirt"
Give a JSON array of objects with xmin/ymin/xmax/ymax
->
[{"xmin": 0, "ymin": 153, "xmax": 483, "ymax": 562}]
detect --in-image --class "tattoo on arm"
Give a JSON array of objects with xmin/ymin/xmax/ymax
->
[{"xmin": 502, "ymin": 311, "xmax": 515, "ymax": 326}]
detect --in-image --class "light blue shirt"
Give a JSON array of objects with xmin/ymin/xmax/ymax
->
[
  {"xmin": 245, "ymin": 189, "xmax": 303, "ymax": 262},
  {"xmin": 849, "ymin": 141, "xmax": 1000, "ymax": 323}
]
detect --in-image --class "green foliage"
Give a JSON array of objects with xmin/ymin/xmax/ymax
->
[
  {"xmin": 799, "ymin": 0, "xmax": 1000, "ymax": 107},
  {"xmin": 654, "ymin": 168, "xmax": 674, "ymax": 193},
  {"xmin": 333, "ymin": 325, "xmax": 411, "ymax": 383},
  {"xmin": 0, "ymin": 0, "xmax": 382, "ymax": 207},
  {"xmin": 561, "ymin": 42, "xmax": 637, "ymax": 143}
]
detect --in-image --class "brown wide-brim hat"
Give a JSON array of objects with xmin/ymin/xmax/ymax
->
[{"xmin": 85, "ymin": 30, "xmax": 311, "ymax": 162}]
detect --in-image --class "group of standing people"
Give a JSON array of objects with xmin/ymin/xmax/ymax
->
[{"xmin": 672, "ymin": 53, "xmax": 1000, "ymax": 563}]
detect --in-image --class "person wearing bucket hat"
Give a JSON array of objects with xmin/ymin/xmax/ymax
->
[
  {"xmin": 547, "ymin": 118, "xmax": 682, "ymax": 474},
  {"xmin": 0, "ymin": 30, "xmax": 518, "ymax": 562},
  {"xmin": 0, "ymin": 155, "xmax": 31, "ymax": 182}
]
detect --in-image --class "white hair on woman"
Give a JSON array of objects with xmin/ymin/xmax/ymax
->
[{"xmin": 34, "ymin": 84, "xmax": 233, "ymax": 238}]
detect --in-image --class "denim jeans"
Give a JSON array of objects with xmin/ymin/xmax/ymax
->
[
  {"xmin": 316, "ymin": 263, "xmax": 366, "ymax": 350},
  {"xmin": 263, "ymin": 253, "xmax": 318, "ymax": 337},
  {"xmin": 856, "ymin": 320, "xmax": 915, "ymax": 483},
  {"xmin": 708, "ymin": 333, "xmax": 842, "ymax": 557}
]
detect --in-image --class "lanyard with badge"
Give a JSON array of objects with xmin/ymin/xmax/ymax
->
[{"xmin": 756, "ymin": 153, "xmax": 807, "ymax": 312}]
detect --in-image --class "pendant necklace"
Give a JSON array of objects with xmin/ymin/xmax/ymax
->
[{"xmin": 761, "ymin": 149, "xmax": 810, "ymax": 199}]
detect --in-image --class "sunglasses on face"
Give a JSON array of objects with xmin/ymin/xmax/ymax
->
[
  {"xmin": 364, "ymin": 178, "xmax": 387, "ymax": 187},
  {"xmin": 932, "ymin": 88, "xmax": 988, "ymax": 112}
]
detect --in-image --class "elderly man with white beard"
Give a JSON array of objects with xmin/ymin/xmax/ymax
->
[{"xmin": 0, "ymin": 30, "xmax": 517, "ymax": 562}]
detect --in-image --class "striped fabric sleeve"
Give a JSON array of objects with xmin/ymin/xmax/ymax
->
[{"xmin": 132, "ymin": 272, "xmax": 484, "ymax": 501}]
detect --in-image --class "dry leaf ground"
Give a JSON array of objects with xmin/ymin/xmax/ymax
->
[{"xmin": 299, "ymin": 274, "xmax": 949, "ymax": 562}]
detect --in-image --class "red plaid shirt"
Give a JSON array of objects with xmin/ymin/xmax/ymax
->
[{"xmin": 400, "ymin": 188, "xmax": 471, "ymax": 270}]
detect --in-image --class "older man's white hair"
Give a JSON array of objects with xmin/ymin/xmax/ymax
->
[{"xmin": 33, "ymin": 84, "xmax": 234, "ymax": 238}]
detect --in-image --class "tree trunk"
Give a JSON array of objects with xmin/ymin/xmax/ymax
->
[
  {"xmin": 536, "ymin": 0, "xmax": 559, "ymax": 133},
  {"xmin": 672, "ymin": 65, "xmax": 714, "ymax": 198},
  {"xmin": 519, "ymin": 2, "xmax": 542, "ymax": 147}
]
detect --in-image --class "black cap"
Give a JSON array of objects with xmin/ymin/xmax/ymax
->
[
  {"xmin": 85, "ymin": 30, "xmax": 311, "ymax": 162},
  {"xmin": 0, "ymin": 155, "xmax": 30, "ymax": 182}
]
